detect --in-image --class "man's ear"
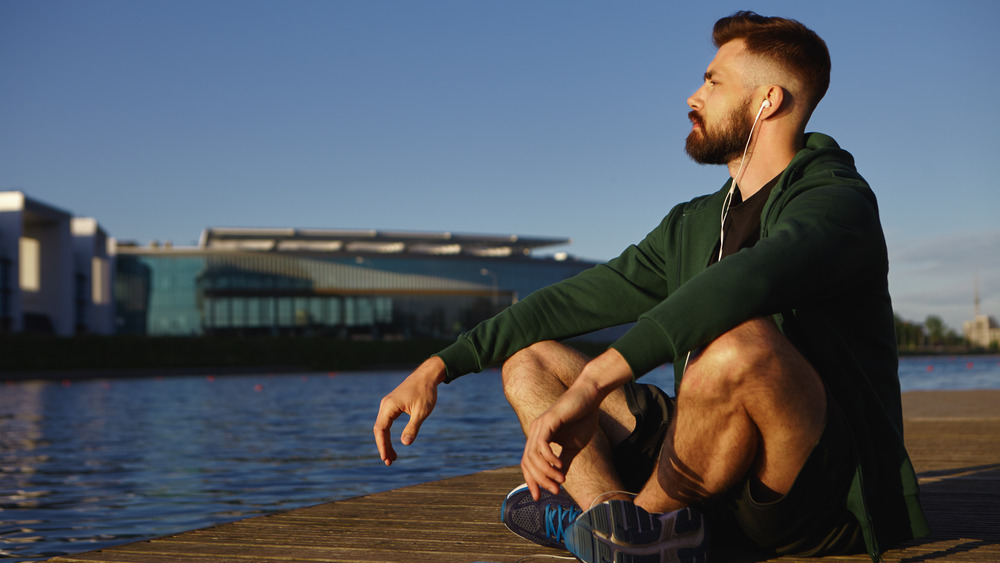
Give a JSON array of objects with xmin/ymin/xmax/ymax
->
[
  {"xmin": 761, "ymin": 85, "xmax": 785, "ymax": 116},
  {"xmin": 761, "ymin": 85, "xmax": 792, "ymax": 118}
]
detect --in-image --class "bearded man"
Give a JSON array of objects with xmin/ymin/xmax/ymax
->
[{"xmin": 374, "ymin": 11, "xmax": 928, "ymax": 562}]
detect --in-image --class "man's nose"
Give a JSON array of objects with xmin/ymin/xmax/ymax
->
[{"xmin": 687, "ymin": 85, "xmax": 705, "ymax": 110}]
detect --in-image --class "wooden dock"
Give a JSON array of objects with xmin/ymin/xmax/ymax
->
[{"xmin": 49, "ymin": 390, "xmax": 1000, "ymax": 562}]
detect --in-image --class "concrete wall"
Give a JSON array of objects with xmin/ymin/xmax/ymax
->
[
  {"xmin": 21, "ymin": 197, "xmax": 74, "ymax": 335},
  {"xmin": 0, "ymin": 191, "xmax": 94, "ymax": 336},
  {"xmin": 0, "ymin": 192, "xmax": 24, "ymax": 332},
  {"xmin": 72, "ymin": 217, "xmax": 116, "ymax": 334}
]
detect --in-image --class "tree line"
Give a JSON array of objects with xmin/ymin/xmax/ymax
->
[{"xmin": 894, "ymin": 313, "xmax": 972, "ymax": 353}]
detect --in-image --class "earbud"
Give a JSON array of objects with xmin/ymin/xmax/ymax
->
[{"xmin": 761, "ymin": 99, "xmax": 772, "ymax": 109}]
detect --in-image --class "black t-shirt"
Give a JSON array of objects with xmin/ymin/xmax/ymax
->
[{"xmin": 717, "ymin": 175, "xmax": 780, "ymax": 262}]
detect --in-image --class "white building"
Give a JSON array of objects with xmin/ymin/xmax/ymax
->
[
  {"xmin": 962, "ymin": 280, "xmax": 999, "ymax": 350},
  {"xmin": 72, "ymin": 217, "xmax": 115, "ymax": 334},
  {"xmin": 964, "ymin": 314, "xmax": 1000, "ymax": 350},
  {"xmin": 0, "ymin": 191, "xmax": 115, "ymax": 335}
]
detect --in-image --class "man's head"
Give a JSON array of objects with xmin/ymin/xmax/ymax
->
[
  {"xmin": 685, "ymin": 11, "xmax": 830, "ymax": 165},
  {"xmin": 712, "ymin": 11, "xmax": 830, "ymax": 114}
]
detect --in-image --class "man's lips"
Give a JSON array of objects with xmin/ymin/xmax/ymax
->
[{"xmin": 688, "ymin": 111, "xmax": 704, "ymax": 130}]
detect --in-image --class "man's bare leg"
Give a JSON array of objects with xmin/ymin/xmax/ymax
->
[
  {"xmin": 503, "ymin": 340, "xmax": 637, "ymax": 507},
  {"xmin": 635, "ymin": 318, "xmax": 827, "ymax": 513}
]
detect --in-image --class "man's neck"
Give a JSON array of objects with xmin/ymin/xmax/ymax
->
[{"xmin": 728, "ymin": 137, "xmax": 800, "ymax": 199}]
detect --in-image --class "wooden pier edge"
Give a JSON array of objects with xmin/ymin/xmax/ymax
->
[{"xmin": 48, "ymin": 390, "xmax": 1000, "ymax": 563}]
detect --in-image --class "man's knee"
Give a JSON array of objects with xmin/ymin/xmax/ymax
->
[
  {"xmin": 681, "ymin": 318, "xmax": 794, "ymax": 398},
  {"xmin": 502, "ymin": 341, "xmax": 560, "ymax": 383},
  {"xmin": 501, "ymin": 341, "xmax": 586, "ymax": 397}
]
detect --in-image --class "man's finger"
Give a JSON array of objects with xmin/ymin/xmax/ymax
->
[
  {"xmin": 522, "ymin": 445, "xmax": 565, "ymax": 497},
  {"xmin": 536, "ymin": 453, "xmax": 566, "ymax": 493},
  {"xmin": 522, "ymin": 455, "xmax": 559, "ymax": 500},
  {"xmin": 400, "ymin": 410, "xmax": 427, "ymax": 446},
  {"xmin": 373, "ymin": 403, "xmax": 401, "ymax": 465},
  {"xmin": 374, "ymin": 426, "xmax": 397, "ymax": 465},
  {"xmin": 530, "ymin": 467, "xmax": 562, "ymax": 497},
  {"xmin": 537, "ymin": 438, "xmax": 562, "ymax": 469},
  {"xmin": 524, "ymin": 469, "xmax": 542, "ymax": 501}
]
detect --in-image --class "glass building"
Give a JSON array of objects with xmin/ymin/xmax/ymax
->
[{"xmin": 115, "ymin": 227, "xmax": 599, "ymax": 339}]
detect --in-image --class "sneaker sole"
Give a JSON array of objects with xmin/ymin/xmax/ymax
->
[{"xmin": 566, "ymin": 501, "xmax": 707, "ymax": 563}]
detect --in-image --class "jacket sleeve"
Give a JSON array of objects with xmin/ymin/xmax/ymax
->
[
  {"xmin": 611, "ymin": 177, "xmax": 887, "ymax": 377},
  {"xmin": 435, "ymin": 214, "xmax": 679, "ymax": 382}
]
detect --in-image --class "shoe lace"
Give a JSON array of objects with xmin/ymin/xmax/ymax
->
[{"xmin": 544, "ymin": 503, "xmax": 581, "ymax": 544}]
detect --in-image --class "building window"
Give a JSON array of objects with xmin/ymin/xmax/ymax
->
[
  {"xmin": 0, "ymin": 256, "xmax": 9, "ymax": 325},
  {"xmin": 19, "ymin": 237, "xmax": 40, "ymax": 291},
  {"xmin": 92, "ymin": 257, "xmax": 109, "ymax": 304}
]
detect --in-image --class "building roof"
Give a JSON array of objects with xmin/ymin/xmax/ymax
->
[{"xmin": 197, "ymin": 227, "xmax": 570, "ymax": 257}]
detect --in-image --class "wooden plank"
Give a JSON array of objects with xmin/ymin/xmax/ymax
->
[{"xmin": 47, "ymin": 391, "xmax": 1000, "ymax": 563}]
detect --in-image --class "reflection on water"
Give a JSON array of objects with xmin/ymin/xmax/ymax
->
[
  {"xmin": 0, "ymin": 369, "xmax": 538, "ymax": 561},
  {"xmin": 0, "ymin": 357, "xmax": 996, "ymax": 560}
]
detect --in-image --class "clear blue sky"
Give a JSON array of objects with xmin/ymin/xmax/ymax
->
[{"xmin": 2, "ymin": 0, "xmax": 998, "ymax": 332}]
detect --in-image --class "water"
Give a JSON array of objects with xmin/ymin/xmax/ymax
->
[{"xmin": 1, "ymin": 356, "xmax": 997, "ymax": 561}]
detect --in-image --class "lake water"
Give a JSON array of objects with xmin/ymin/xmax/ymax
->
[{"xmin": 2, "ymin": 355, "xmax": 998, "ymax": 561}]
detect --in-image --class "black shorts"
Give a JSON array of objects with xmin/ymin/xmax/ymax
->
[{"xmin": 610, "ymin": 381, "xmax": 864, "ymax": 557}]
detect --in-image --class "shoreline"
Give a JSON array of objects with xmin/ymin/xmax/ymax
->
[{"xmin": 5, "ymin": 352, "xmax": 998, "ymax": 382}]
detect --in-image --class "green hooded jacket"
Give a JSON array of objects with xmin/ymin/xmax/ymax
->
[{"xmin": 436, "ymin": 133, "xmax": 928, "ymax": 560}]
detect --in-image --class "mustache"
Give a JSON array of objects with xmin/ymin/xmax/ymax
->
[{"xmin": 688, "ymin": 111, "xmax": 704, "ymax": 129}]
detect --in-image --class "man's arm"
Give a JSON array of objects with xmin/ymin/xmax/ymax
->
[
  {"xmin": 373, "ymin": 242, "xmax": 665, "ymax": 465},
  {"xmin": 372, "ymin": 211, "xmax": 681, "ymax": 465},
  {"xmin": 520, "ymin": 348, "xmax": 634, "ymax": 499},
  {"xmin": 611, "ymin": 183, "xmax": 887, "ymax": 377},
  {"xmin": 436, "ymin": 236, "xmax": 673, "ymax": 383},
  {"xmin": 373, "ymin": 356, "xmax": 447, "ymax": 466}
]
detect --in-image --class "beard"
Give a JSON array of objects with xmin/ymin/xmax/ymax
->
[{"xmin": 685, "ymin": 97, "xmax": 754, "ymax": 165}]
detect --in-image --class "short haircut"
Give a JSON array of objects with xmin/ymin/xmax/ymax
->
[{"xmin": 713, "ymin": 11, "xmax": 831, "ymax": 113}]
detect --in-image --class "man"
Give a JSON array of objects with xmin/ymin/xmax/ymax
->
[{"xmin": 374, "ymin": 11, "xmax": 928, "ymax": 563}]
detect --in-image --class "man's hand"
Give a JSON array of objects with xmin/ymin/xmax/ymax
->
[
  {"xmin": 521, "ymin": 379, "xmax": 602, "ymax": 499},
  {"xmin": 520, "ymin": 349, "xmax": 633, "ymax": 499},
  {"xmin": 373, "ymin": 356, "xmax": 447, "ymax": 466}
]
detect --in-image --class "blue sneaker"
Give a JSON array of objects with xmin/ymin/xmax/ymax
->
[
  {"xmin": 501, "ymin": 483, "xmax": 582, "ymax": 549},
  {"xmin": 565, "ymin": 500, "xmax": 707, "ymax": 563}
]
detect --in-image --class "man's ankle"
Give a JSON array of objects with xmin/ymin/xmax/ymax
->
[
  {"xmin": 579, "ymin": 488, "xmax": 635, "ymax": 507},
  {"xmin": 633, "ymin": 491, "xmax": 688, "ymax": 515}
]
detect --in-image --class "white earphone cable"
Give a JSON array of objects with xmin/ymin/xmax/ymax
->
[{"xmin": 718, "ymin": 99, "xmax": 769, "ymax": 262}]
